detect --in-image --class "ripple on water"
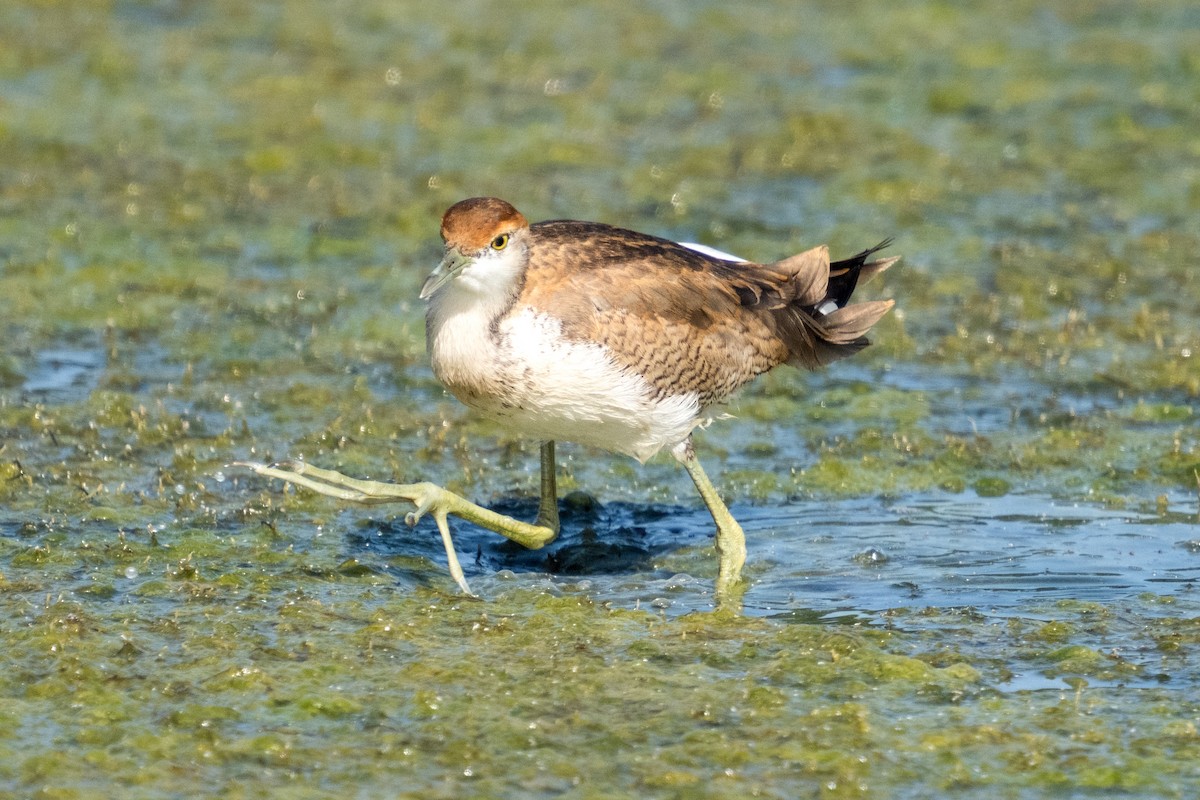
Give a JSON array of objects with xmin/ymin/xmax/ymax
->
[
  {"xmin": 349, "ymin": 489, "xmax": 1200, "ymax": 624},
  {"xmin": 744, "ymin": 491, "xmax": 1200, "ymax": 618},
  {"xmin": 21, "ymin": 344, "xmax": 105, "ymax": 401}
]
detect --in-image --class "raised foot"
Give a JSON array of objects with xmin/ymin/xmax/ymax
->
[{"xmin": 232, "ymin": 460, "xmax": 559, "ymax": 596}]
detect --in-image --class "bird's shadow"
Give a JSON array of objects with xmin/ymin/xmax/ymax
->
[{"xmin": 341, "ymin": 493, "xmax": 714, "ymax": 581}]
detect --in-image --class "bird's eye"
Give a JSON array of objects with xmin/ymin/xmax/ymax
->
[{"xmin": 490, "ymin": 234, "xmax": 509, "ymax": 251}]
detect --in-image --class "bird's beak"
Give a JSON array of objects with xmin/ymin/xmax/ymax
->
[{"xmin": 419, "ymin": 249, "xmax": 471, "ymax": 300}]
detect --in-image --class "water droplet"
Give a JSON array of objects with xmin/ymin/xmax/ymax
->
[
  {"xmin": 852, "ymin": 547, "xmax": 888, "ymax": 566},
  {"xmin": 124, "ymin": 566, "xmax": 138, "ymax": 579},
  {"xmin": 665, "ymin": 573, "xmax": 691, "ymax": 589}
]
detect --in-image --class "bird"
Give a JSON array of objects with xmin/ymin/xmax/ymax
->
[{"xmin": 238, "ymin": 197, "xmax": 898, "ymax": 601}]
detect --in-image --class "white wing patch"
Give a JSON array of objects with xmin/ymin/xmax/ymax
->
[{"xmin": 678, "ymin": 242, "xmax": 747, "ymax": 263}]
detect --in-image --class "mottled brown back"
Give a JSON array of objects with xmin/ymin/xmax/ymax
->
[{"xmin": 518, "ymin": 221, "xmax": 896, "ymax": 406}]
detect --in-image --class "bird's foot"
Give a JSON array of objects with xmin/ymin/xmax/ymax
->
[
  {"xmin": 233, "ymin": 460, "xmax": 475, "ymax": 595},
  {"xmin": 232, "ymin": 460, "xmax": 559, "ymax": 596}
]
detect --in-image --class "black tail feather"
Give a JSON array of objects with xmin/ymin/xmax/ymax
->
[{"xmin": 820, "ymin": 238, "xmax": 893, "ymax": 311}]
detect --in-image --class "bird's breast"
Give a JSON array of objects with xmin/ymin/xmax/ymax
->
[{"xmin": 427, "ymin": 302, "xmax": 702, "ymax": 461}]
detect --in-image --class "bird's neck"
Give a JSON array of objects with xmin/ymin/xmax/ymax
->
[{"xmin": 425, "ymin": 282, "xmax": 516, "ymax": 402}]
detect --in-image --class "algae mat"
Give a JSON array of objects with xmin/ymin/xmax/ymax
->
[{"xmin": 1, "ymin": 0, "xmax": 1199, "ymax": 797}]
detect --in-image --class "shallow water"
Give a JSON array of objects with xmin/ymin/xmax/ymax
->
[
  {"xmin": 2, "ymin": 0, "xmax": 1199, "ymax": 796},
  {"xmin": 346, "ymin": 487, "xmax": 1200, "ymax": 620}
]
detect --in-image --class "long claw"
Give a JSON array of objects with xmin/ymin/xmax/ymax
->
[
  {"xmin": 433, "ymin": 509, "xmax": 475, "ymax": 596},
  {"xmin": 231, "ymin": 460, "xmax": 558, "ymax": 596}
]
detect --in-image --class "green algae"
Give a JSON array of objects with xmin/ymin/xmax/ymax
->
[
  {"xmin": 2, "ymin": 0, "xmax": 1200, "ymax": 797},
  {"xmin": 3, "ymin": 583, "xmax": 1199, "ymax": 797}
]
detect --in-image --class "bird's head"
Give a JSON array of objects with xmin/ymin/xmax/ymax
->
[{"xmin": 420, "ymin": 197, "xmax": 530, "ymax": 300}]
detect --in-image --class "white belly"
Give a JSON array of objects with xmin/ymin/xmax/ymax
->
[{"xmin": 429, "ymin": 304, "xmax": 701, "ymax": 462}]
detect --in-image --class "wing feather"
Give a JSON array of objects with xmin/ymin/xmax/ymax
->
[{"xmin": 519, "ymin": 221, "xmax": 896, "ymax": 404}]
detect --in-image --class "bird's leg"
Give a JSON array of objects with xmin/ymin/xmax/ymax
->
[
  {"xmin": 534, "ymin": 440, "xmax": 560, "ymax": 533},
  {"xmin": 671, "ymin": 438, "xmax": 747, "ymax": 599},
  {"xmin": 232, "ymin": 457, "xmax": 560, "ymax": 596}
]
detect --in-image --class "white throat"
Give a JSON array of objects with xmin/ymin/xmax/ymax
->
[{"xmin": 424, "ymin": 246, "xmax": 526, "ymax": 403}]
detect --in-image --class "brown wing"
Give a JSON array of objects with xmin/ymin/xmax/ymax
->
[{"xmin": 519, "ymin": 220, "xmax": 896, "ymax": 405}]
